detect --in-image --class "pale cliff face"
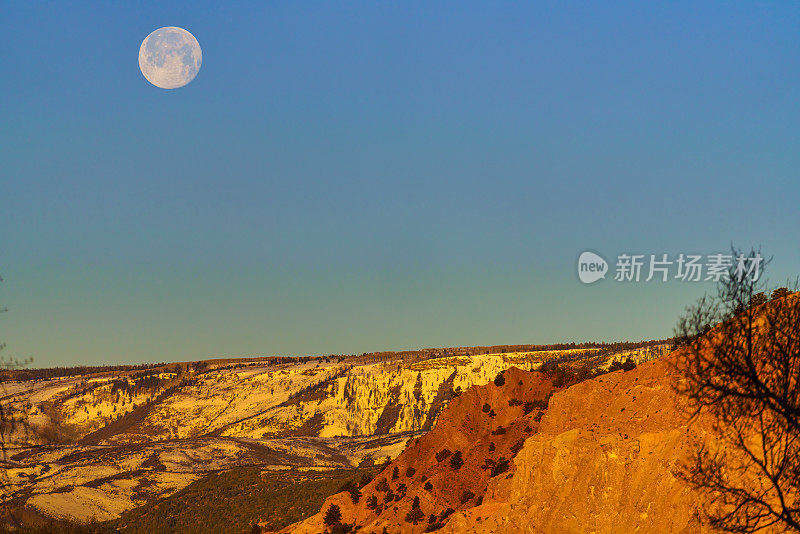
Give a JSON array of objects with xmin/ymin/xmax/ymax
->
[{"xmin": 22, "ymin": 349, "xmax": 653, "ymax": 445}]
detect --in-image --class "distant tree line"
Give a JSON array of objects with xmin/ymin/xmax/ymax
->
[
  {"xmin": 0, "ymin": 338, "xmax": 671, "ymax": 383},
  {"xmin": 349, "ymin": 339, "xmax": 670, "ymax": 366},
  {"xmin": 0, "ymin": 363, "xmax": 165, "ymax": 383}
]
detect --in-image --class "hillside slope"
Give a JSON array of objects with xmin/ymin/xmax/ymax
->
[
  {"xmin": 2, "ymin": 342, "xmax": 665, "ymax": 525},
  {"xmin": 285, "ymin": 353, "xmax": 781, "ymax": 534},
  {"xmin": 17, "ymin": 345, "xmax": 664, "ymax": 447},
  {"xmin": 282, "ymin": 367, "xmax": 561, "ymax": 533},
  {"xmin": 440, "ymin": 353, "xmax": 787, "ymax": 534}
]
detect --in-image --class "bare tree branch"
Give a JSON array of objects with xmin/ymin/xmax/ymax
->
[{"xmin": 674, "ymin": 247, "xmax": 800, "ymax": 532}]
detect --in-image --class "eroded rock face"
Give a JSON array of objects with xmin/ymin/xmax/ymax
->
[
  {"xmin": 283, "ymin": 349, "xmax": 793, "ymax": 534},
  {"xmin": 286, "ymin": 354, "xmax": 751, "ymax": 534},
  {"xmin": 282, "ymin": 367, "xmax": 559, "ymax": 533},
  {"xmin": 442, "ymin": 356, "xmax": 708, "ymax": 534}
]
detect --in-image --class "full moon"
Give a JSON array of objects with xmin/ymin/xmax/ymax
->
[{"xmin": 138, "ymin": 27, "xmax": 202, "ymax": 89}]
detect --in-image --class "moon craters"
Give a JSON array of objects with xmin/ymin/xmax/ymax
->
[{"xmin": 138, "ymin": 27, "xmax": 202, "ymax": 89}]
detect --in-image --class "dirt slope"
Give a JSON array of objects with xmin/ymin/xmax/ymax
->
[
  {"xmin": 440, "ymin": 352, "xmax": 791, "ymax": 534},
  {"xmin": 285, "ymin": 352, "xmax": 788, "ymax": 534},
  {"xmin": 282, "ymin": 367, "xmax": 559, "ymax": 533}
]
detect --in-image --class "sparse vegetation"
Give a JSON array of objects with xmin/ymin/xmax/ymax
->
[
  {"xmin": 366, "ymin": 494, "xmax": 378, "ymax": 509},
  {"xmin": 339, "ymin": 480, "xmax": 361, "ymax": 503},
  {"xmin": 405, "ymin": 496, "xmax": 425, "ymax": 524},
  {"xmin": 435, "ymin": 449, "xmax": 452, "ymax": 462},
  {"xmin": 395, "ymin": 483, "xmax": 407, "ymax": 499},
  {"xmin": 424, "ymin": 506, "xmax": 456, "ymax": 532},
  {"xmin": 609, "ymin": 358, "xmax": 636, "ymax": 372},
  {"xmin": 324, "ymin": 504, "xmax": 342, "ymax": 527},
  {"xmin": 494, "ymin": 371, "xmax": 506, "ymax": 387},
  {"xmin": 449, "ymin": 451, "xmax": 464, "ymax": 470},
  {"xmin": 111, "ymin": 467, "xmax": 375, "ymax": 534},
  {"xmin": 490, "ymin": 457, "xmax": 510, "ymax": 477}
]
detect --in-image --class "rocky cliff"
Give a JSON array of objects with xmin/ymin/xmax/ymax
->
[
  {"xmin": 282, "ymin": 366, "xmax": 561, "ymax": 533},
  {"xmin": 285, "ymin": 353, "xmax": 777, "ymax": 534},
  {"xmin": 443, "ymin": 354, "xmax": 707, "ymax": 534}
]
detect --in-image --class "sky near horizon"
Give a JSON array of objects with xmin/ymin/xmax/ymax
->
[{"xmin": 2, "ymin": 2, "xmax": 799, "ymax": 367}]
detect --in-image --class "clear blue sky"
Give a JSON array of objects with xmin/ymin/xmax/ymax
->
[{"xmin": 2, "ymin": 2, "xmax": 799, "ymax": 367}]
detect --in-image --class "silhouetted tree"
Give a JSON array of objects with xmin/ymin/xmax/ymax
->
[
  {"xmin": 772, "ymin": 287, "xmax": 791, "ymax": 301},
  {"xmin": 435, "ymin": 449, "xmax": 451, "ymax": 462},
  {"xmin": 460, "ymin": 490, "xmax": 475, "ymax": 504},
  {"xmin": 490, "ymin": 457, "xmax": 510, "ymax": 477},
  {"xmin": 344, "ymin": 482, "xmax": 360, "ymax": 504},
  {"xmin": 494, "ymin": 371, "xmax": 505, "ymax": 387},
  {"xmin": 749, "ymin": 291, "xmax": 768, "ymax": 309},
  {"xmin": 609, "ymin": 357, "xmax": 636, "ymax": 372},
  {"xmin": 449, "ymin": 451, "xmax": 463, "ymax": 470},
  {"xmin": 375, "ymin": 477, "xmax": 389, "ymax": 492},
  {"xmin": 323, "ymin": 504, "xmax": 342, "ymax": 527},
  {"xmin": 675, "ymin": 248, "xmax": 800, "ymax": 532},
  {"xmin": 405, "ymin": 496, "xmax": 425, "ymax": 524}
]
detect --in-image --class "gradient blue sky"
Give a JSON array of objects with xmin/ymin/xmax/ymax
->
[{"xmin": 2, "ymin": 2, "xmax": 799, "ymax": 367}]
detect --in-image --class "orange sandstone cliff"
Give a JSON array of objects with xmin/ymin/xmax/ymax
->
[
  {"xmin": 442, "ymin": 355, "xmax": 707, "ymax": 533},
  {"xmin": 283, "ymin": 354, "xmax": 778, "ymax": 533}
]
